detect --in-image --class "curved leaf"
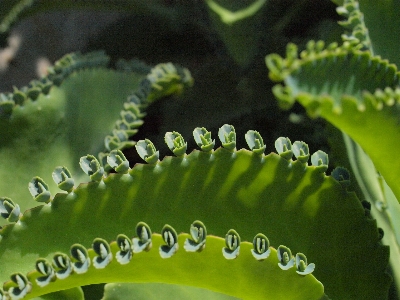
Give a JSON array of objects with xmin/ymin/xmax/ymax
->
[
  {"xmin": 0, "ymin": 53, "xmax": 192, "ymax": 224},
  {"xmin": 34, "ymin": 287, "xmax": 84, "ymax": 300},
  {"xmin": 0, "ymin": 135, "xmax": 389, "ymax": 299},
  {"xmin": 0, "ymin": 53, "xmax": 140, "ymax": 219},
  {"xmin": 11, "ymin": 235, "xmax": 325, "ymax": 299},
  {"xmin": 205, "ymin": 0, "xmax": 268, "ymax": 67},
  {"xmin": 102, "ymin": 283, "xmax": 237, "ymax": 300},
  {"xmin": 266, "ymin": 41, "xmax": 400, "ymax": 203},
  {"xmin": 358, "ymin": 0, "xmax": 400, "ymax": 66}
]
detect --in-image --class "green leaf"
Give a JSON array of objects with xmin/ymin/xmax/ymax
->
[
  {"xmin": 0, "ymin": 197, "xmax": 21, "ymax": 222},
  {"xmin": 0, "ymin": 61, "xmax": 141, "ymax": 221},
  {"xmin": 0, "ymin": 52, "xmax": 192, "ymax": 225},
  {"xmin": 205, "ymin": 0, "xmax": 267, "ymax": 25},
  {"xmin": 358, "ymin": 0, "xmax": 400, "ymax": 66},
  {"xmin": 107, "ymin": 150, "xmax": 130, "ymax": 174},
  {"xmin": 343, "ymin": 134, "xmax": 400, "ymax": 293},
  {"xmin": 102, "ymin": 283, "xmax": 238, "ymax": 300},
  {"xmin": 266, "ymin": 42, "xmax": 400, "ymax": 203},
  {"xmin": 52, "ymin": 167, "xmax": 74, "ymax": 193},
  {"xmin": 34, "ymin": 287, "xmax": 84, "ymax": 300},
  {"xmin": 205, "ymin": 0, "xmax": 268, "ymax": 67},
  {"xmin": 218, "ymin": 124, "xmax": 236, "ymax": 151},
  {"xmin": 135, "ymin": 139, "xmax": 159, "ymax": 164},
  {"xmin": 193, "ymin": 127, "xmax": 215, "ymax": 152},
  {"xmin": 0, "ymin": 0, "xmax": 35, "ymax": 33},
  {"xmin": 165, "ymin": 132, "xmax": 187, "ymax": 157},
  {"xmin": 79, "ymin": 155, "xmax": 104, "ymax": 182},
  {"xmin": 28, "ymin": 177, "xmax": 51, "ymax": 203},
  {"xmin": 0, "ymin": 141, "xmax": 388, "ymax": 299},
  {"xmin": 245, "ymin": 130, "xmax": 265, "ymax": 154},
  {"xmin": 3, "ymin": 234, "xmax": 325, "ymax": 299}
]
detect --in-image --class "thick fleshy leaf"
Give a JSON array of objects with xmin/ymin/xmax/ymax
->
[
  {"xmin": 0, "ymin": 145, "xmax": 388, "ymax": 299},
  {"xmin": 357, "ymin": 0, "xmax": 400, "ymax": 66},
  {"xmin": 33, "ymin": 287, "xmax": 84, "ymax": 300},
  {"xmin": 102, "ymin": 283, "xmax": 237, "ymax": 300},
  {"xmin": 0, "ymin": 56, "xmax": 142, "ymax": 222},
  {"xmin": 0, "ymin": 52, "xmax": 192, "ymax": 226},
  {"xmin": 2, "ymin": 234, "xmax": 324, "ymax": 299},
  {"xmin": 266, "ymin": 40, "xmax": 400, "ymax": 203}
]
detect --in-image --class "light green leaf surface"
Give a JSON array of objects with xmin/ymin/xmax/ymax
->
[
  {"xmin": 0, "ymin": 145, "xmax": 389, "ymax": 299},
  {"xmin": 9, "ymin": 235, "xmax": 323, "ymax": 299},
  {"xmin": 34, "ymin": 287, "xmax": 84, "ymax": 300},
  {"xmin": 102, "ymin": 283, "xmax": 238, "ymax": 300}
]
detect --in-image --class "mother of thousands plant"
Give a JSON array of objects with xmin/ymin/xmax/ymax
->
[{"xmin": 0, "ymin": 0, "xmax": 398, "ymax": 299}]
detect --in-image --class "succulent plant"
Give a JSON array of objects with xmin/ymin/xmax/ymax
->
[{"xmin": 0, "ymin": 0, "xmax": 398, "ymax": 299}]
